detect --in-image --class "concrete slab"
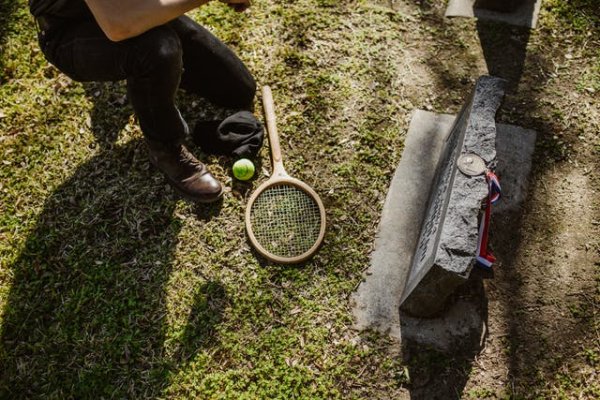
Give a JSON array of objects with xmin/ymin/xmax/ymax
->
[
  {"xmin": 352, "ymin": 110, "xmax": 455, "ymax": 339},
  {"xmin": 445, "ymin": 0, "xmax": 543, "ymax": 28},
  {"xmin": 351, "ymin": 110, "xmax": 536, "ymax": 349}
]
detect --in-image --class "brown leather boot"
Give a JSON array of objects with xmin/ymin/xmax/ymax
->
[{"xmin": 147, "ymin": 141, "xmax": 223, "ymax": 203}]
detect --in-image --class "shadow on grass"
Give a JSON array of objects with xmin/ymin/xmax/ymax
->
[
  {"xmin": 0, "ymin": 141, "xmax": 226, "ymax": 398},
  {"xmin": 83, "ymin": 82, "xmax": 131, "ymax": 149}
]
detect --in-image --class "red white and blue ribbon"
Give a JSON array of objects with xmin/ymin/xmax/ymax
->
[{"xmin": 476, "ymin": 171, "xmax": 502, "ymax": 269}]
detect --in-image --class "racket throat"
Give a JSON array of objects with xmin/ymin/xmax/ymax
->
[{"xmin": 271, "ymin": 160, "xmax": 287, "ymax": 178}]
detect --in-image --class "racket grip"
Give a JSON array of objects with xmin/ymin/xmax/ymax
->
[{"xmin": 262, "ymin": 86, "xmax": 283, "ymax": 165}]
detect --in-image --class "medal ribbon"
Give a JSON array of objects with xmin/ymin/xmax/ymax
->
[{"xmin": 476, "ymin": 171, "xmax": 501, "ymax": 269}]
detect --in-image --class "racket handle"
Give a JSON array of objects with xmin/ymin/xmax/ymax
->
[{"xmin": 262, "ymin": 86, "xmax": 285, "ymax": 174}]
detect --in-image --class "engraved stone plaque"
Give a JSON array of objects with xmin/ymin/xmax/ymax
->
[{"xmin": 400, "ymin": 76, "xmax": 506, "ymax": 317}]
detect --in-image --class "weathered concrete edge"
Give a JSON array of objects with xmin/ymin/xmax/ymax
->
[
  {"xmin": 351, "ymin": 110, "xmax": 456, "ymax": 338},
  {"xmin": 351, "ymin": 111, "xmax": 537, "ymax": 343},
  {"xmin": 445, "ymin": 0, "xmax": 543, "ymax": 28}
]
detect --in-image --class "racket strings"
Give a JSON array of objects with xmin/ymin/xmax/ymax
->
[{"xmin": 250, "ymin": 184, "xmax": 322, "ymax": 258}]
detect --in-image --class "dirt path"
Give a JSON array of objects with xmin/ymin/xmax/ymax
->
[
  {"xmin": 465, "ymin": 163, "xmax": 599, "ymax": 398},
  {"xmin": 393, "ymin": 1, "xmax": 599, "ymax": 398}
]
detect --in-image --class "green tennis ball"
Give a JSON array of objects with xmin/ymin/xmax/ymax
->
[{"xmin": 233, "ymin": 158, "xmax": 255, "ymax": 181}]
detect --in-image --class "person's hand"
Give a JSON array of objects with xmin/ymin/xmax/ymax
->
[{"xmin": 218, "ymin": 0, "xmax": 251, "ymax": 12}]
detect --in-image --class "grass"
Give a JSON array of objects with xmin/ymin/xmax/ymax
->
[{"xmin": 1, "ymin": 0, "xmax": 599, "ymax": 399}]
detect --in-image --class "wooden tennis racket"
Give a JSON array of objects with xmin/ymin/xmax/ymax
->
[{"xmin": 245, "ymin": 86, "xmax": 326, "ymax": 264}]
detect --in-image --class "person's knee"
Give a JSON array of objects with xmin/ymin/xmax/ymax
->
[
  {"xmin": 154, "ymin": 33, "xmax": 181, "ymax": 66},
  {"xmin": 134, "ymin": 26, "xmax": 182, "ymax": 73}
]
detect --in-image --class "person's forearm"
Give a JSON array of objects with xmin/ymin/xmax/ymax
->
[{"xmin": 84, "ymin": 0, "xmax": 209, "ymax": 42}]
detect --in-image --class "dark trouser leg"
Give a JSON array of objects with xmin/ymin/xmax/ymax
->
[
  {"xmin": 41, "ymin": 19, "xmax": 187, "ymax": 145},
  {"xmin": 40, "ymin": 19, "xmax": 224, "ymax": 202},
  {"xmin": 168, "ymin": 16, "xmax": 256, "ymax": 109}
]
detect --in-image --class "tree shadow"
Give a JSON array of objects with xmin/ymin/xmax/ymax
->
[
  {"xmin": 0, "ymin": 140, "xmax": 226, "ymax": 398},
  {"xmin": 476, "ymin": 20, "xmax": 531, "ymax": 92}
]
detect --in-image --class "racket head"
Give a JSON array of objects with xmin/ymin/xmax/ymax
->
[{"xmin": 245, "ymin": 176, "xmax": 326, "ymax": 264}]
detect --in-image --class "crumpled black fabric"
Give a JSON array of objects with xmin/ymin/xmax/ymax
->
[{"xmin": 192, "ymin": 111, "xmax": 264, "ymax": 158}]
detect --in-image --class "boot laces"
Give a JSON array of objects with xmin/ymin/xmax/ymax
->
[{"xmin": 179, "ymin": 146, "xmax": 202, "ymax": 169}]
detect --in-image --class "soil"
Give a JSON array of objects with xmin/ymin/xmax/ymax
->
[{"xmin": 395, "ymin": 1, "xmax": 600, "ymax": 398}]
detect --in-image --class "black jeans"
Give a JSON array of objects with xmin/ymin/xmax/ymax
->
[{"xmin": 39, "ymin": 15, "xmax": 256, "ymax": 145}]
